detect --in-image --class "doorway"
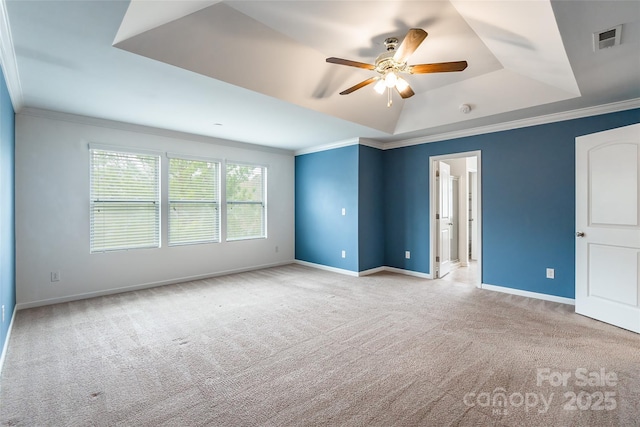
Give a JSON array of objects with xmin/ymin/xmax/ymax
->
[{"xmin": 430, "ymin": 151, "xmax": 481, "ymax": 287}]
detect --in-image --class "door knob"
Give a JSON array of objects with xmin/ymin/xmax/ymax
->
[{"xmin": 576, "ymin": 231, "xmax": 585, "ymax": 237}]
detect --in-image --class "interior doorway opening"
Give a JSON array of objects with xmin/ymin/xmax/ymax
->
[{"xmin": 430, "ymin": 151, "xmax": 481, "ymax": 287}]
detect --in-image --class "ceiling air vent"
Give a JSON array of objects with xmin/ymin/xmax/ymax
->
[{"xmin": 593, "ymin": 25, "xmax": 622, "ymax": 51}]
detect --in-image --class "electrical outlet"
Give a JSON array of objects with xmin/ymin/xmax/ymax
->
[
  {"xmin": 341, "ymin": 250, "xmax": 346, "ymax": 258},
  {"xmin": 341, "ymin": 208, "xmax": 346, "ymax": 216},
  {"xmin": 546, "ymin": 268, "xmax": 555, "ymax": 279},
  {"xmin": 51, "ymin": 271, "xmax": 61, "ymax": 282},
  {"xmin": 405, "ymin": 251, "xmax": 411, "ymax": 259}
]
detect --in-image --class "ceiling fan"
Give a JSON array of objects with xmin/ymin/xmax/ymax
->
[{"xmin": 326, "ymin": 28, "xmax": 468, "ymax": 107}]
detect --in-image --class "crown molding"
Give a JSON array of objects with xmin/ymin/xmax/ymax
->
[
  {"xmin": 383, "ymin": 98, "xmax": 640, "ymax": 150},
  {"xmin": 0, "ymin": 0, "xmax": 24, "ymax": 112},
  {"xmin": 294, "ymin": 137, "xmax": 385, "ymax": 156},
  {"xmin": 359, "ymin": 137, "xmax": 385, "ymax": 150},
  {"xmin": 19, "ymin": 107, "xmax": 294, "ymax": 156},
  {"xmin": 294, "ymin": 137, "xmax": 360, "ymax": 156}
]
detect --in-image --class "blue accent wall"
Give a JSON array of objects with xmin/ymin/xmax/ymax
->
[
  {"xmin": 358, "ymin": 145, "xmax": 384, "ymax": 271},
  {"xmin": 0, "ymin": 66, "xmax": 15, "ymax": 356},
  {"xmin": 383, "ymin": 144, "xmax": 431, "ymax": 273},
  {"xmin": 295, "ymin": 145, "xmax": 359, "ymax": 271},
  {"xmin": 384, "ymin": 108, "xmax": 640, "ymax": 299},
  {"xmin": 296, "ymin": 108, "xmax": 640, "ymax": 300}
]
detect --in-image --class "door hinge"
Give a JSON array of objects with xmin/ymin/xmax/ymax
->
[
  {"xmin": 436, "ymin": 256, "xmax": 440, "ymax": 262},
  {"xmin": 436, "ymin": 213, "xmax": 440, "ymax": 219},
  {"xmin": 436, "ymin": 170, "xmax": 440, "ymax": 177}
]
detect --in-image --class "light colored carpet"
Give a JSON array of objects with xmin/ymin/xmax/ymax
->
[{"xmin": 1, "ymin": 264, "xmax": 638, "ymax": 426}]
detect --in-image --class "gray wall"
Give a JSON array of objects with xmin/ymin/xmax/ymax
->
[{"xmin": 15, "ymin": 112, "xmax": 295, "ymax": 308}]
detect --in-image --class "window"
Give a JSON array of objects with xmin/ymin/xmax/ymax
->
[
  {"xmin": 226, "ymin": 163, "xmax": 266, "ymax": 240},
  {"xmin": 90, "ymin": 149, "xmax": 160, "ymax": 252},
  {"xmin": 168, "ymin": 157, "xmax": 220, "ymax": 245}
]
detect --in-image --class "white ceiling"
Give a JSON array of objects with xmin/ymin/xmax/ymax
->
[{"xmin": 4, "ymin": 0, "xmax": 640, "ymax": 152}]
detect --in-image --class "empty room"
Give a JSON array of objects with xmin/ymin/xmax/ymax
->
[{"xmin": 0, "ymin": 0, "xmax": 639, "ymax": 426}]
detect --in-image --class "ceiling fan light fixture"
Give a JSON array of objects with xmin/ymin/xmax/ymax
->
[
  {"xmin": 395, "ymin": 77, "xmax": 409, "ymax": 92},
  {"xmin": 373, "ymin": 79, "xmax": 386, "ymax": 94},
  {"xmin": 384, "ymin": 72, "xmax": 398, "ymax": 88}
]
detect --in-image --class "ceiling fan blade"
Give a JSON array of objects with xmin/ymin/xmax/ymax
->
[
  {"xmin": 393, "ymin": 28, "xmax": 428, "ymax": 64},
  {"xmin": 339, "ymin": 77, "xmax": 378, "ymax": 95},
  {"xmin": 407, "ymin": 61, "xmax": 468, "ymax": 74},
  {"xmin": 396, "ymin": 84, "xmax": 415, "ymax": 99},
  {"xmin": 326, "ymin": 57, "xmax": 375, "ymax": 70}
]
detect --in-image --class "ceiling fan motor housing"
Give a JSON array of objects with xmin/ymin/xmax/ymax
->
[
  {"xmin": 376, "ymin": 37, "xmax": 408, "ymax": 75},
  {"xmin": 375, "ymin": 53, "xmax": 407, "ymax": 74}
]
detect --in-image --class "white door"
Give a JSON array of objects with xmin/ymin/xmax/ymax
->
[
  {"xmin": 469, "ymin": 171, "xmax": 478, "ymax": 261},
  {"xmin": 576, "ymin": 123, "xmax": 640, "ymax": 333},
  {"xmin": 438, "ymin": 161, "xmax": 452, "ymax": 278}
]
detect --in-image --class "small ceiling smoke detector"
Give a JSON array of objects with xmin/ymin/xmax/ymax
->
[
  {"xmin": 593, "ymin": 25, "xmax": 622, "ymax": 51},
  {"xmin": 459, "ymin": 104, "xmax": 471, "ymax": 114}
]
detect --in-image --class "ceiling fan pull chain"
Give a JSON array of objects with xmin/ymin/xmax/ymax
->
[{"xmin": 387, "ymin": 87, "xmax": 393, "ymax": 107}]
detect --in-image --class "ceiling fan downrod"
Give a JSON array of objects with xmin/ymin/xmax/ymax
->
[{"xmin": 384, "ymin": 37, "xmax": 399, "ymax": 51}]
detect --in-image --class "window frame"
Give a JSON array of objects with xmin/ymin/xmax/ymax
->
[
  {"xmin": 89, "ymin": 146, "xmax": 161, "ymax": 253},
  {"xmin": 167, "ymin": 154, "xmax": 221, "ymax": 246},
  {"xmin": 225, "ymin": 161, "xmax": 267, "ymax": 241}
]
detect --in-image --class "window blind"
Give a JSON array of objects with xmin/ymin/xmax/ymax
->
[
  {"xmin": 226, "ymin": 163, "xmax": 266, "ymax": 240},
  {"xmin": 90, "ymin": 149, "xmax": 160, "ymax": 252},
  {"xmin": 169, "ymin": 158, "xmax": 220, "ymax": 245}
]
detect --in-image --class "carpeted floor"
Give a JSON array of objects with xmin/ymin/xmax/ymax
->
[{"xmin": 1, "ymin": 264, "xmax": 638, "ymax": 426}]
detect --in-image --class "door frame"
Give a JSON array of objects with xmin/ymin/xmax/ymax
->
[{"xmin": 429, "ymin": 151, "xmax": 482, "ymax": 286}]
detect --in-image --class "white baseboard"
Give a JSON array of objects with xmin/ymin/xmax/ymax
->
[
  {"xmin": 294, "ymin": 260, "xmax": 360, "ymax": 277},
  {"xmin": 481, "ymin": 283, "xmax": 575, "ymax": 305},
  {"xmin": 0, "ymin": 307, "xmax": 17, "ymax": 381},
  {"xmin": 381, "ymin": 267, "xmax": 432, "ymax": 279},
  {"xmin": 16, "ymin": 261, "xmax": 294, "ymax": 310},
  {"xmin": 295, "ymin": 260, "xmax": 432, "ymax": 279},
  {"xmin": 358, "ymin": 266, "xmax": 387, "ymax": 276}
]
